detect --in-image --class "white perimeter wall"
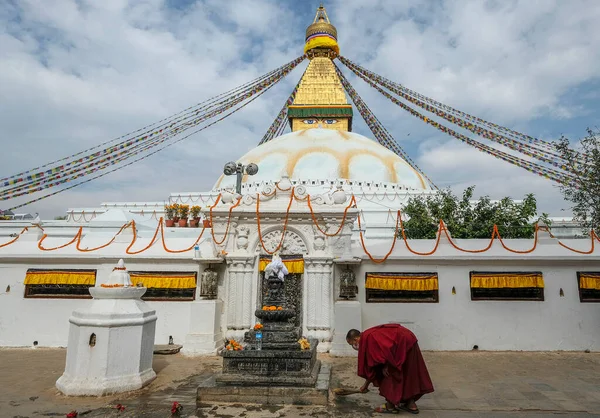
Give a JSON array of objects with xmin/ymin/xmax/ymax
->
[
  {"xmin": 357, "ymin": 260, "xmax": 600, "ymax": 351},
  {"xmin": 2, "ymin": 258, "xmax": 600, "ymax": 351},
  {"xmin": 0, "ymin": 261, "xmax": 196, "ymax": 348}
]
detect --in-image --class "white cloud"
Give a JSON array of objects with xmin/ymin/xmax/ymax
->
[{"xmin": 0, "ymin": 0, "xmax": 598, "ymax": 217}]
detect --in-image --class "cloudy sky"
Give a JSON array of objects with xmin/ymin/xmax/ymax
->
[{"xmin": 1, "ymin": 0, "xmax": 599, "ymax": 218}]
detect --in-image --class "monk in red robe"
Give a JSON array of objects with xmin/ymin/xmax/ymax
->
[{"xmin": 346, "ymin": 324, "xmax": 434, "ymax": 414}]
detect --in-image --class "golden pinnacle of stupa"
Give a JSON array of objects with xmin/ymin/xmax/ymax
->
[
  {"xmin": 288, "ymin": 4, "xmax": 352, "ymax": 133},
  {"xmin": 304, "ymin": 3, "xmax": 340, "ymax": 58}
]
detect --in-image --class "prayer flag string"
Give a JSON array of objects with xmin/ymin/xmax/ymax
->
[
  {"xmin": 338, "ymin": 58, "xmax": 577, "ymax": 186},
  {"xmin": 258, "ymin": 66, "xmax": 307, "ymax": 145},
  {"xmin": 338, "ymin": 56, "xmax": 562, "ymax": 155},
  {"xmin": 2, "ymin": 56, "xmax": 306, "ymax": 203},
  {"xmin": 1, "ymin": 56, "xmax": 306, "ymax": 193},
  {"xmin": 1, "ymin": 64, "xmax": 288, "ymax": 185},
  {"xmin": 341, "ymin": 58, "xmax": 573, "ymax": 170},
  {"xmin": 7, "ymin": 56, "xmax": 306, "ymax": 209},
  {"xmin": 334, "ymin": 63, "xmax": 438, "ymax": 190}
]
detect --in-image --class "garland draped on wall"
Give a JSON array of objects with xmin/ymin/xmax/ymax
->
[{"xmin": 2, "ymin": 190, "xmax": 599, "ymax": 261}]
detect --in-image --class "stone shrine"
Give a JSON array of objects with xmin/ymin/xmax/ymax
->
[
  {"xmin": 197, "ymin": 255, "xmax": 331, "ymax": 405},
  {"xmin": 56, "ymin": 260, "xmax": 157, "ymax": 396}
]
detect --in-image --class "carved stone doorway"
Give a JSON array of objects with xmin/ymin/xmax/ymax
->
[
  {"xmin": 260, "ymin": 270, "xmax": 303, "ymax": 329},
  {"xmin": 257, "ymin": 229, "xmax": 309, "ymax": 330}
]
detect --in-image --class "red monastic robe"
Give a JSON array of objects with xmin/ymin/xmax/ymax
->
[{"xmin": 357, "ymin": 324, "xmax": 434, "ymax": 405}]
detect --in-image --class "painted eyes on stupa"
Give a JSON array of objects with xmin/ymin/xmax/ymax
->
[{"xmin": 302, "ymin": 119, "xmax": 338, "ymax": 125}]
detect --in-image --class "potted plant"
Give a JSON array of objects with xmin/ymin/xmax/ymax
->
[
  {"xmin": 172, "ymin": 203, "xmax": 180, "ymax": 223},
  {"xmin": 190, "ymin": 205, "xmax": 201, "ymax": 227},
  {"xmin": 178, "ymin": 204, "xmax": 189, "ymax": 227},
  {"xmin": 165, "ymin": 204, "xmax": 175, "ymax": 227}
]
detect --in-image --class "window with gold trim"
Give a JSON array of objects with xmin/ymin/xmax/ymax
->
[
  {"xmin": 577, "ymin": 272, "xmax": 600, "ymax": 303},
  {"xmin": 24, "ymin": 269, "xmax": 96, "ymax": 298},
  {"xmin": 470, "ymin": 272, "xmax": 544, "ymax": 301},
  {"xmin": 365, "ymin": 273, "xmax": 439, "ymax": 303},
  {"xmin": 129, "ymin": 271, "xmax": 197, "ymax": 301},
  {"xmin": 258, "ymin": 256, "xmax": 304, "ymax": 274}
]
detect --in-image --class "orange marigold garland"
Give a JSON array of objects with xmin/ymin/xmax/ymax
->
[
  {"xmin": 160, "ymin": 217, "xmax": 206, "ymax": 253},
  {"xmin": 126, "ymin": 220, "xmax": 160, "ymax": 254},
  {"xmin": 38, "ymin": 227, "xmax": 82, "ymax": 251},
  {"xmin": 357, "ymin": 209, "xmax": 401, "ymax": 263},
  {"xmin": 307, "ymin": 194, "xmax": 356, "ymax": 237},
  {"xmin": 225, "ymin": 339, "xmax": 243, "ymax": 351},
  {"xmin": 0, "ymin": 226, "xmax": 29, "ymax": 249},
  {"xmin": 256, "ymin": 189, "xmax": 295, "ymax": 255},
  {"xmin": 76, "ymin": 222, "xmax": 131, "ymax": 252},
  {"xmin": 210, "ymin": 194, "xmax": 242, "ymax": 246}
]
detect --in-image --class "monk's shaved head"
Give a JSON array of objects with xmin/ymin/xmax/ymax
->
[{"xmin": 346, "ymin": 329, "xmax": 361, "ymax": 341}]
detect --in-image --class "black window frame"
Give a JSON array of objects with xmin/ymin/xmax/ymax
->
[
  {"xmin": 129, "ymin": 271, "xmax": 197, "ymax": 302},
  {"xmin": 469, "ymin": 271, "xmax": 544, "ymax": 301},
  {"xmin": 577, "ymin": 272, "xmax": 600, "ymax": 303},
  {"xmin": 365, "ymin": 272, "xmax": 439, "ymax": 303},
  {"xmin": 23, "ymin": 269, "xmax": 96, "ymax": 299}
]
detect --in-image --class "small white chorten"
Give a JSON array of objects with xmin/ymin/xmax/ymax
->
[{"xmin": 56, "ymin": 259, "xmax": 157, "ymax": 396}]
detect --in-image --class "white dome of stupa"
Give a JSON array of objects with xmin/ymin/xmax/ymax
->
[{"xmin": 213, "ymin": 129, "xmax": 429, "ymax": 191}]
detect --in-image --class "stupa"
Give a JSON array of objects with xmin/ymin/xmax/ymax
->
[
  {"xmin": 1, "ymin": 2, "xmax": 597, "ymax": 385},
  {"xmin": 56, "ymin": 259, "xmax": 157, "ymax": 396}
]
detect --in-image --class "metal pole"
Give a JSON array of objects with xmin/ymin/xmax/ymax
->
[{"xmin": 236, "ymin": 165, "xmax": 243, "ymax": 194}]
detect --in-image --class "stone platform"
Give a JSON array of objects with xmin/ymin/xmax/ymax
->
[
  {"xmin": 197, "ymin": 363, "xmax": 331, "ymax": 406},
  {"xmin": 218, "ymin": 338, "xmax": 320, "ymax": 386}
]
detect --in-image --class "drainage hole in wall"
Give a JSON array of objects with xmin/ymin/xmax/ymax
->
[
  {"xmin": 169, "ymin": 336, "xmax": 174, "ymax": 345},
  {"xmin": 89, "ymin": 333, "xmax": 96, "ymax": 347},
  {"xmin": 33, "ymin": 341, "xmax": 38, "ymax": 347},
  {"xmin": 472, "ymin": 345, "xmax": 479, "ymax": 350}
]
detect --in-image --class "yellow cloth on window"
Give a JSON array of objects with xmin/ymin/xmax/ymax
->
[
  {"xmin": 579, "ymin": 274, "xmax": 600, "ymax": 290},
  {"xmin": 24, "ymin": 271, "xmax": 96, "ymax": 285},
  {"xmin": 365, "ymin": 274, "xmax": 438, "ymax": 291},
  {"xmin": 129, "ymin": 274, "xmax": 196, "ymax": 289},
  {"xmin": 258, "ymin": 259, "xmax": 304, "ymax": 274},
  {"xmin": 470, "ymin": 273, "xmax": 544, "ymax": 289}
]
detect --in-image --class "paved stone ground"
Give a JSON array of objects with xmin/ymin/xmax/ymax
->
[{"xmin": 1, "ymin": 348, "xmax": 600, "ymax": 417}]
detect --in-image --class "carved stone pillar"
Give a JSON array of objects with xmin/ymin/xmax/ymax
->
[
  {"xmin": 304, "ymin": 257, "xmax": 333, "ymax": 352},
  {"xmin": 224, "ymin": 256, "xmax": 256, "ymax": 339}
]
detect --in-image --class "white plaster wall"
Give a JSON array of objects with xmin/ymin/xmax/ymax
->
[
  {"xmin": 2, "ymin": 256, "xmax": 600, "ymax": 351},
  {"xmin": 0, "ymin": 262, "xmax": 196, "ymax": 347},
  {"xmin": 358, "ymin": 260, "xmax": 600, "ymax": 351}
]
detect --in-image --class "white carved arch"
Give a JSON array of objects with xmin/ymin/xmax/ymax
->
[{"xmin": 252, "ymin": 227, "xmax": 309, "ymax": 256}]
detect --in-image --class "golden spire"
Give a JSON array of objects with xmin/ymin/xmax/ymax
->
[
  {"xmin": 304, "ymin": 4, "xmax": 339, "ymax": 57},
  {"xmin": 288, "ymin": 5, "xmax": 352, "ymax": 133}
]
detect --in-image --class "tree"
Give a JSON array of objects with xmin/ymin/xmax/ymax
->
[
  {"xmin": 400, "ymin": 186, "xmax": 549, "ymax": 239},
  {"xmin": 554, "ymin": 128, "xmax": 600, "ymax": 233}
]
